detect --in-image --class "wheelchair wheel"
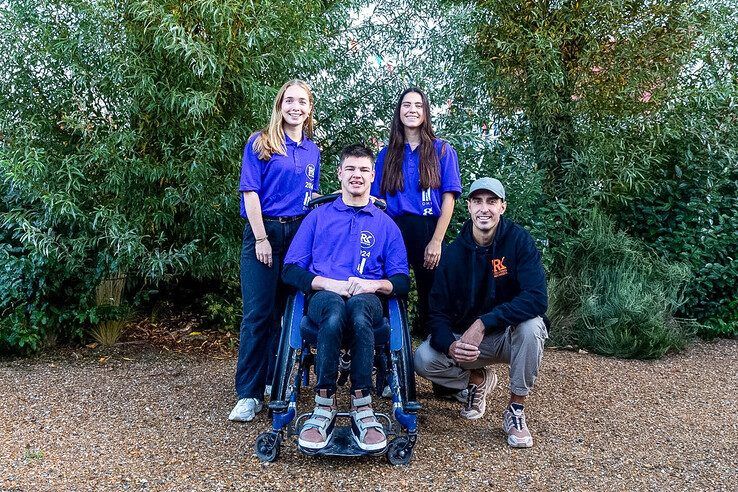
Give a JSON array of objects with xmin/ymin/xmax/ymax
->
[
  {"xmin": 393, "ymin": 298, "xmax": 418, "ymax": 406},
  {"xmin": 271, "ymin": 294, "xmax": 303, "ymax": 401},
  {"xmin": 386, "ymin": 435, "xmax": 414, "ymax": 465},
  {"xmin": 255, "ymin": 432, "xmax": 281, "ymax": 462}
]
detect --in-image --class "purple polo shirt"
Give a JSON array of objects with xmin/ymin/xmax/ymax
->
[
  {"xmin": 239, "ymin": 133, "xmax": 321, "ymax": 218},
  {"xmin": 370, "ymin": 139, "xmax": 462, "ymax": 218},
  {"xmin": 284, "ymin": 197, "xmax": 409, "ymax": 280}
]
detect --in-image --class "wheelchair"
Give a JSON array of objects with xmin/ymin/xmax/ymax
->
[{"xmin": 254, "ymin": 196, "xmax": 421, "ymax": 465}]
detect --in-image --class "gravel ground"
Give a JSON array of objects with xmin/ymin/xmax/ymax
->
[{"xmin": 1, "ymin": 339, "xmax": 736, "ymax": 492}]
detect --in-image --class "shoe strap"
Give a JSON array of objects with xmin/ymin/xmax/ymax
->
[
  {"xmin": 303, "ymin": 417, "xmax": 333, "ymax": 440},
  {"xmin": 302, "ymin": 405, "xmax": 337, "ymax": 440},
  {"xmin": 315, "ymin": 394, "xmax": 335, "ymax": 406},
  {"xmin": 310, "ymin": 407, "xmax": 335, "ymax": 420},
  {"xmin": 352, "ymin": 409, "xmax": 376, "ymax": 421},
  {"xmin": 352, "ymin": 395, "xmax": 372, "ymax": 407},
  {"xmin": 351, "ymin": 408, "xmax": 384, "ymax": 441}
]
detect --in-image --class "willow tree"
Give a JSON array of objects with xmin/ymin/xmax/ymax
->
[
  {"xmin": 466, "ymin": 0, "xmax": 738, "ymax": 353},
  {"xmin": 0, "ymin": 0, "xmax": 337, "ymax": 351}
]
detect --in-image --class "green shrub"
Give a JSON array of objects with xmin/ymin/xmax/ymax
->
[
  {"xmin": 548, "ymin": 210, "xmax": 694, "ymax": 358},
  {"xmin": 0, "ymin": 0, "xmax": 336, "ymax": 352},
  {"xmin": 616, "ymin": 90, "xmax": 738, "ymax": 332},
  {"xmin": 201, "ymin": 294, "xmax": 239, "ymax": 331},
  {"xmin": 702, "ymin": 299, "xmax": 738, "ymax": 339},
  {"xmin": 0, "ymin": 243, "xmax": 91, "ymax": 352}
]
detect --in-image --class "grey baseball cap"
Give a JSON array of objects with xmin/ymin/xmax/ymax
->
[{"xmin": 468, "ymin": 177, "xmax": 506, "ymax": 200}]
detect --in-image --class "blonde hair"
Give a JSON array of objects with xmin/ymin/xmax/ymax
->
[{"xmin": 253, "ymin": 79, "xmax": 315, "ymax": 160}]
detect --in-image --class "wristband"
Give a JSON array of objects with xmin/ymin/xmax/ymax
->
[{"xmin": 255, "ymin": 236, "xmax": 268, "ymax": 243}]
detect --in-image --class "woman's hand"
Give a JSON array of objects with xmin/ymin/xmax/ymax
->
[
  {"xmin": 423, "ymin": 238, "xmax": 442, "ymax": 269},
  {"xmin": 255, "ymin": 238, "xmax": 273, "ymax": 267}
]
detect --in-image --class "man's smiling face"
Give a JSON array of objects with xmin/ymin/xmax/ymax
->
[
  {"xmin": 467, "ymin": 190, "xmax": 507, "ymax": 233},
  {"xmin": 339, "ymin": 156, "xmax": 374, "ymax": 198}
]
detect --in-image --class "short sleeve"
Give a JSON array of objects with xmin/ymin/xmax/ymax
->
[
  {"xmin": 438, "ymin": 142, "xmax": 462, "ymax": 196},
  {"xmin": 313, "ymin": 149, "xmax": 321, "ymax": 193},
  {"xmin": 239, "ymin": 134, "xmax": 263, "ymax": 192}
]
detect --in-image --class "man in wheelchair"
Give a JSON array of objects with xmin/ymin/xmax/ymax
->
[{"xmin": 282, "ymin": 144, "xmax": 410, "ymax": 452}]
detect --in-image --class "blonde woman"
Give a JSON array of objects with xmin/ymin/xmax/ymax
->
[{"xmin": 230, "ymin": 80, "xmax": 321, "ymax": 422}]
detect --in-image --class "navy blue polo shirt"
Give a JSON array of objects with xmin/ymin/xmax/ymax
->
[
  {"xmin": 239, "ymin": 133, "xmax": 321, "ymax": 218},
  {"xmin": 371, "ymin": 139, "xmax": 461, "ymax": 218},
  {"xmin": 284, "ymin": 197, "xmax": 409, "ymax": 281}
]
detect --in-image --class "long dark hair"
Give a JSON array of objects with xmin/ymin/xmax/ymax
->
[{"xmin": 380, "ymin": 87, "xmax": 443, "ymax": 195}]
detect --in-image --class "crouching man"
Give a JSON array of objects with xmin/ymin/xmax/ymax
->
[
  {"xmin": 282, "ymin": 144, "xmax": 410, "ymax": 451},
  {"xmin": 414, "ymin": 177, "xmax": 548, "ymax": 448}
]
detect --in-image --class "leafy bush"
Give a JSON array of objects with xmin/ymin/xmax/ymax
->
[
  {"xmin": 615, "ymin": 88, "xmax": 738, "ymax": 335},
  {"xmin": 548, "ymin": 210, "xmax": 694, "ymax": 358},
  {"xmin": 0, "ymin": 243, "xmax": 91, "ymax": 352},
  {"xmin": 703, "ymin": 298, "xmax": 738, "ymax": 339},
  {"xmin": 0, "ymin": 0, "xmax": 337, "ymax": 352},
  {"xmin": 201, "ymin": 276, "xmax": 241, "ymax": 332},
  {"xmin": 468, "ymin": 0, "xmax": 738, "ymax": 344}
]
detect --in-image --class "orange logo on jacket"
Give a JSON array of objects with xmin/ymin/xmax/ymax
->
[{"xmin": 491, "ymin": 257, "xmax": 508, "ymax": 278}]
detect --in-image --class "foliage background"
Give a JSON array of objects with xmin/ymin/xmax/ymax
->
[{"xmin": 1, "ymin": 0, "xmax": 736, "ymax": 356}]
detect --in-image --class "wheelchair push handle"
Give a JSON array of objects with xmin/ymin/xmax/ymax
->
[{"xmin": 308, "ymin": 192, "xmax": 387, "ymax": 211}]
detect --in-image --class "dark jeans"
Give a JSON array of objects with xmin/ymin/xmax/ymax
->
[
  {"xmin": 394, "ymin": 214, "xmax": 441, "ymax": 339},
  {"xmin": 235, "ymin": 217, "xmax": 302, "ymax": 399},
  {"xmin": 307, "ymin": 291, "xmax": 383, "ymax": 394}
]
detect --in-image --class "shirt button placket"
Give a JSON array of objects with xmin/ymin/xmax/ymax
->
[{"xmin": 350, "ymin": 213, "xmax": 359, "ymax": 273}]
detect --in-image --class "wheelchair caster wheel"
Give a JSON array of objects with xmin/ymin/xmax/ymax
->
[
  {"xmin": 386, "ymin": 435, "xmax": 414, "ymax": 465},
  {"xmin": 255, "ymin": 432, "xmax": 281, "ymax": 462}
]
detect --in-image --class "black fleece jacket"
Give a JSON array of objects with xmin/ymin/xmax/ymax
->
[{"xmin": 428, "ymin": 217, "xmax": 548, "ymax": 355}]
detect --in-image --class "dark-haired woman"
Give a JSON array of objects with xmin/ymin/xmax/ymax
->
[
  {"xmin": 371, "ymin": 88, "xmax": 461, "ymax": 340},
  {"xmin": 230, "ymin": 80, "xmax": 321, "ymax": 422}
]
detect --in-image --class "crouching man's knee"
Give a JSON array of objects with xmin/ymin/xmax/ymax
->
[
  {"xmin": 414, "ymin": 340, "xmax": 449, "ymax": 379},
  {"xmin": 512, "ymin": 317, "xmax": 548, "ymax": 348}
]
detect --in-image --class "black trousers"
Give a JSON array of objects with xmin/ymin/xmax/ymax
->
[{"xmin": 393, "ymin": 214, "xmax": 441, "ymax": 339}]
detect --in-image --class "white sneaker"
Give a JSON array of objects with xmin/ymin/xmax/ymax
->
[
  {"xmin": 503, "ymin": 403, "xmax": 534, "ymax": 448},
  {"xmin": 460, "ymin": 368, "xmax": 498, "ymax": 420},
  {"xmin": 228, "ymin": 397, "xmax": 263, "ymax": 422}
]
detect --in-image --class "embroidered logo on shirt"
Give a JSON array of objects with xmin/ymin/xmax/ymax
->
[
  {"xmin": 360, "ymin": 231, "xmax": 376, "ymax": 249},
  {"xmin": 492, "ymin": 257, "xmax": 508, "ymax": 278},
  {"xmin": 421, "ymin": 188, "xmax": 431, "ymax": 204},
  {"xmin": 305, "ymin": 164, "xmax": 315, "ymax": 180}
]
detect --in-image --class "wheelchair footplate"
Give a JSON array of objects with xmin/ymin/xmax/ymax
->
[{"xmin": 295, "ymin": 411, "xmax": 392, "ymax": 457}]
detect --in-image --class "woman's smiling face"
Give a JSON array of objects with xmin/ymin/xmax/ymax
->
[
  {"xmin": 280, "ymin": 84, "xmax": 311, "ymax": 130},
  {"xmin": 399, "ymin": 91, "xmax": 424, "ymax": 129}
]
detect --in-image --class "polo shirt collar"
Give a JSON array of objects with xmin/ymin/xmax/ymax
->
[
  {"xmin": 285, "ymin": 133, "xmax": 307, "ymax": 149},
  {"xmin": 332, "ymin": 196, "xmax": 380, "ymax": 216}
]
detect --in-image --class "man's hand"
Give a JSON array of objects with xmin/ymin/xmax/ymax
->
[
  {"xmin": 322, "ymin": 278, "xmax": 350, "ymax": 297},
  {"xmin": 448, "ymin": 340, "xmax": 480, "ymax": 363},
  {"xmin": 347, "ymin": 277, "xmax": 379, "ymax": 296},
  {"xmin": 460, "ymin": 318, "xmax": 485, "ymax": 348}
]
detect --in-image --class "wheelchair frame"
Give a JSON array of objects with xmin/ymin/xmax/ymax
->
[{"xmin": 254, "ymin": 291, "xmax": 421, "ymax": 465}]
